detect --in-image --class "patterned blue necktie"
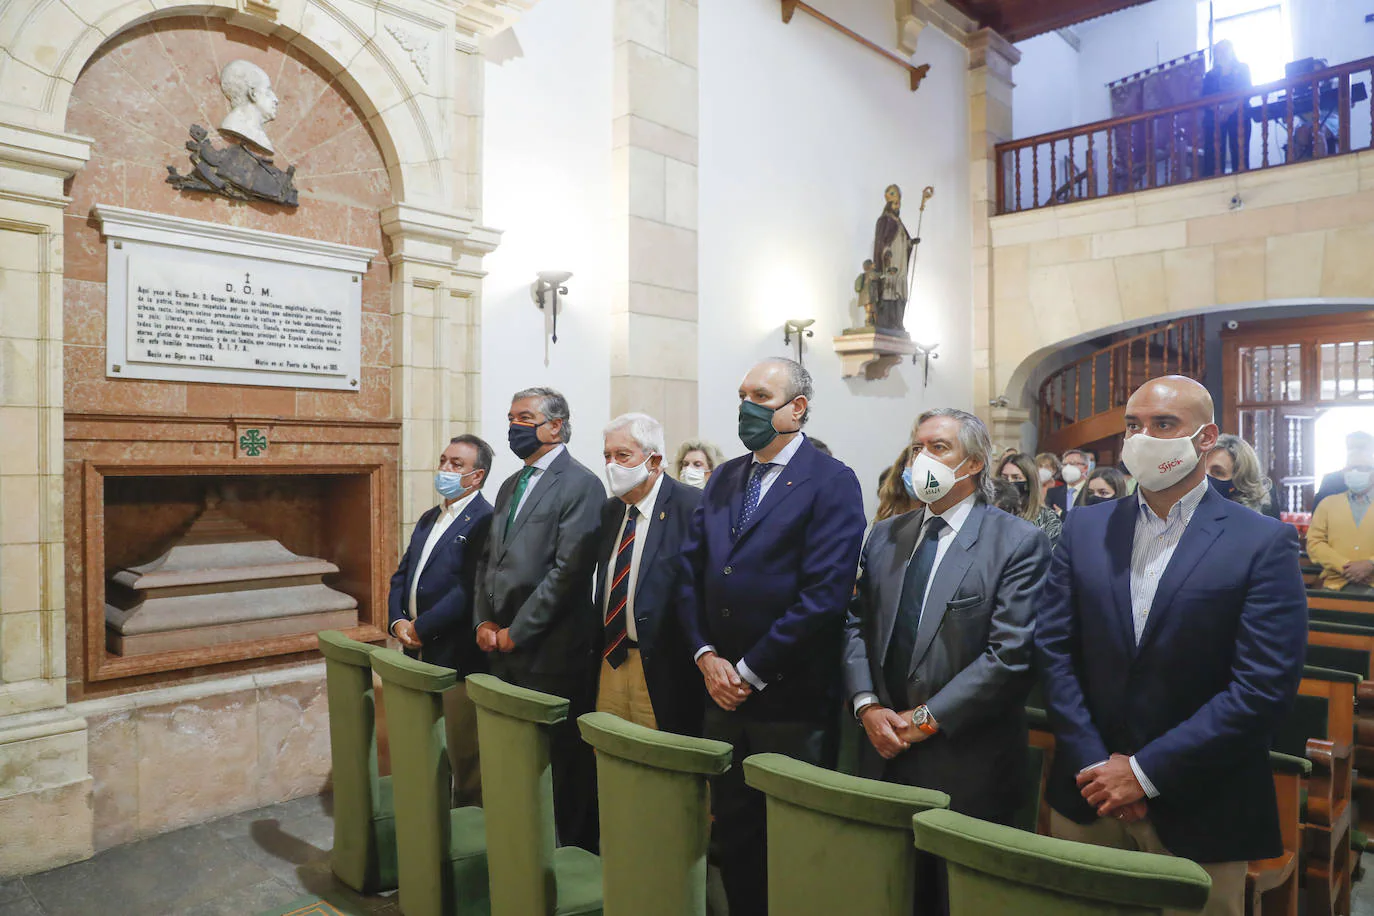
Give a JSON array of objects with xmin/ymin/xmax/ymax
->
[{"xmin": 740, "ymin": 462, "xmax": 776, "ymax": 529}]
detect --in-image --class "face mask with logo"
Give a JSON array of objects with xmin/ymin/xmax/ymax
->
[
  {"xmin": 435, "ymin": 469, "xmax": 475, "ymax": 499},
  {"xmin": 606, "ymin": 456, "xmax": 653, "ymax": 498},
  {"xmin": 739, "ymin": 400, "xmax": 797, "ymax": 453},
  {"xmin": 1037, "ymin": 466, "xmax": 1054, "ymax": 485},
  {"xmin": 907, "ymin": 450, "xmax": 971, "ymax": 504},
  {"xmin": 1061, "ymin": 464, "xmax": 1083, "ymax": 486},
  {"xmin": 1345, "ymin": 469, "xmax": 1373, "ymax": 495},
  {"xmin": 680, "ymin": 466, "xmax": 708, "ymax": 489},
  {"xmin": 1121, "ymin": 425, "xmax": 1206, "ymax": 492},
  {"xmin": 508, "ymin": 420, "xmax": 547, "ymax": 459},
  {"xmin": 1208, "ymin": 476, "xmax": 1236, "ymax": 500}
]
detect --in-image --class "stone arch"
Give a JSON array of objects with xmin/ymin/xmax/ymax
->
[
  {"xmin": 1000, "ymin": 297, "xmax": 1374, "ymax": 409},
  {"xmin": 0, "ymin": 0, "xmax": 447, "ymax": 202}
]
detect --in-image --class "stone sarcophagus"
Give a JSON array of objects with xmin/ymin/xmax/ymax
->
[{"xmin": 105, "ymin": 495, "xmax": 357, "ymax": 656}]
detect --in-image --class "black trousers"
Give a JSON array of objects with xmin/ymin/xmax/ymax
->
[
  {"xmin": 703, "ymin": 705, "xmax": 835, "ymax": 916},
  {"xmin": 489, "ymin": 658, "xmax": 600, "ymax": 853},
  {"xmin": 1202, "ymin": 110, "xmax": 1250, "ymax": 176}
]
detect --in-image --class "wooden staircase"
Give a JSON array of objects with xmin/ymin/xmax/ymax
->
[{"xmin": 1037, "ymin": 317, "xmax": 1206, "ymax": 456}]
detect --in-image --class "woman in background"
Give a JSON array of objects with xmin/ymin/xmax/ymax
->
[
  {"xmin": 875, "ymin": 445, "xmax": 922, "ymax": 522},
  {"xmin": 1082, "ymin": 467, "xmax": 1128, "ymax": 505},
  {"xmin": 673, "ymin": 439, "xmax": 726, "ymax": 489},
  {"xmin": 1205, "ymin": 433, "xmax": 1280, "ymax": 519},
  {"xmin": 998, "ymin": 453, "xmax": 1062, "ymax": 549}
]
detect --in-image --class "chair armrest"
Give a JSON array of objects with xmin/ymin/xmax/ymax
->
[
  {"xmin": 1268, "ymin": 750, "xmax": 1312, "ymax": 777},
  {"xmin": 1305, "ymin": 738, "xmax": 1352, "ymax": 827},
  {"xmin": 577, "ymin": 712, "xmax": 732, "ymax": 776},
  {"xmin": 743, "ymin": 753, "xmax": 948, "ymax": 829}
]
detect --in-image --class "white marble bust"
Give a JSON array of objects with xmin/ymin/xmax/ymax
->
[{"xmin": 218, "ymin": 59, "xmax": 279, "ymax": 154}]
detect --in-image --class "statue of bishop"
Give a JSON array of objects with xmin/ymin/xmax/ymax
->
[{"xmin": 872, "ymin": 184, "xmax": 913, "ymax": 336}]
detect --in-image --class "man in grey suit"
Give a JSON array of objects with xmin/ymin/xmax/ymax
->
[
  {"xmin": 476, "ymin": 386, "xmax": 605, "ymax": 852},
  {"xmin": 844, "ymin": 407, "xmax": 1051, "ymax": 826}
]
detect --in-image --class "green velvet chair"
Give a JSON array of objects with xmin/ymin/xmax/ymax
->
[
  {"xmin": 912, "ymin": 808, "xmax": 1212, "ymax": 915},
  {"xmin": 576, "ymin": 712, "xmax": 731, "ymax": 916},
  {"xmin": 370, "ymin": 648, "xmax": 489, "ymax": 916},
  {"xmin": 742, "ymin": 752, "xmax": 950, "ymax": 916},
  {"xmin": 467, "ymin": 673, "xmax": 603, "ymax": 916},
  {"xmin": 317, "ymin": 630, "xmax": 396, "ymax": 894}
]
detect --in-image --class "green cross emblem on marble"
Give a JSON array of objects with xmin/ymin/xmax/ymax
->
[{"xmin": 239, "ymin": 429, "xmax": 268, "ymax": 457}]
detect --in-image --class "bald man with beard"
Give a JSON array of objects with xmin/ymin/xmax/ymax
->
[{"xmin": 1035, "ymin": 376, "xmax": 1307, "ymax": 916}]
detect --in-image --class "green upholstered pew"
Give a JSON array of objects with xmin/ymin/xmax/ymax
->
[
  {"xmin": 577, "ymin": 712, "xmax": 731, "ymax": 916},
  {"xmin": 370, "ymin": 648, "xmax": 489, "ymax": 916},
  {"xmin": 912, "ymin": 808, "xmax": 1211, "ymax": 915},
  {"xmin": 743, "ymin": 752, "xmax": 949, "ymax": 916},
  {"xmin": 1246, "ymin": 751, "xmax": 1310, "ymax": 916},
  {"xmin": 317, "ymin": 631, "xmax": 396, "ymax": 895},
  {"xmin": 467, "ymin": 673, "xmax": 603, "ymax": 916}
]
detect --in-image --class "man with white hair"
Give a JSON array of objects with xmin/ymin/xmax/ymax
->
[{"xmin": 595, "ymin": 413, "xmax": 703, "ymax": 735}]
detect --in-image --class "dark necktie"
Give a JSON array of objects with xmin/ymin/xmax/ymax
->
[
  {"xmin": 883, "ymin": 516, "xmax": 948, "ymax": 706},
  {"xmin": 739, "ymin": 462, "xmax": 776, "ymax": 529},
  {"xmin": 506, "ymin": 466, "xmax": 536, "ymax": 534},
  {"xmin": 604, "ymin": 506, "xmax": 639, "ymax": 669}
]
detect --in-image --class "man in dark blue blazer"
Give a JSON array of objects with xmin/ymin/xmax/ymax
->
[
  {"xmin": 388, "ymin": 433, "xmax": 495, "ymax": 806},
  {"xmin": 594, "ymin": 413, "xmax": 703, "ymax": 736},
  {"xmin": 679, "ymin": 357, "xmax": 867, "ymax": 916},
  {"xmin": 1036, "ymin": 377, "xmax": 1306, "ymax": 916}
]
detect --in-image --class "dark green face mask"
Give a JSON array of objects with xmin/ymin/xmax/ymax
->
[{"xmin": 739, "ymin": 399, "xmax": 781, "ymax": 452}]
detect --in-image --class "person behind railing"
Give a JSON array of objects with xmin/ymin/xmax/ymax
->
[{"xmin": 1202, "ymin": 40, "xmax": 1253, "ymax": 177}]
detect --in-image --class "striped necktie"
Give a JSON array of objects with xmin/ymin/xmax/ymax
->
[{"xmin": 603, "ymin": 506, "xmax": 639, "ymax": 669}]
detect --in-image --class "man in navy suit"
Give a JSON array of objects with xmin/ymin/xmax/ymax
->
[
  {"xmin": 595, "ymin": 413, "xmax": 703, "ymax": 736},
  {"xmin": 388, "ymin": 433, "xmax": 495, "ymax": 806},
  {"xmin": 679, "ymin": 357, "xmax": 867, "ymax": 915},
  {"xmin": 1036, "ymin": 376, "xmax": 1307, "ymax": 916}
]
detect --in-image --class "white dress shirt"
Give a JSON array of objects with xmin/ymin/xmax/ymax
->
[
  {"xmin": 602, "ymin": 473, "xmax": 664, "ymax": 642},
  {"xmin": 1115, "ymin": 474, "xmax": 1210, "ymax": 798},
  {"xmin": 852, "ymin": 492, "xmax": 976, "ymax": 716},
  {"xmin": 696, "ymin": 432, "xmax": 807, "ymax": 690},
  {"xmin": 395, "ymin": 489, "xmax": 479, "ymax": 634},
  {"xmin": 508, "ymin": 443, "xmax": 565, "ymax": 523}
]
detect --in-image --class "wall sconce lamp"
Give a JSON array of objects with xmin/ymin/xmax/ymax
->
[
  {"xmin": 530, "ymin": 271, "xmax": 572, "ymax": 344},
  {"xmin": 783, "ymin": 318, "xmax": 816, "ymax": 365},
  {"xmin": 912, "ymin": 341, "xmax": 939, "ymax": 387}
]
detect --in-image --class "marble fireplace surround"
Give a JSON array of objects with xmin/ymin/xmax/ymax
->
[{"xmin": 66, "ymin": 413, "xmax": 397, "ymax": 699}]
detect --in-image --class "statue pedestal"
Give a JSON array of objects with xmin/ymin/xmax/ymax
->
[{"xmin": 833, "ymin": 329, "xmax": 916, "ymax": 380}]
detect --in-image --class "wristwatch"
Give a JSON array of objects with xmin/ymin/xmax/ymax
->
[{"xmin": 910, "ymin": 705, "xmax": 939, "ymax": 736}]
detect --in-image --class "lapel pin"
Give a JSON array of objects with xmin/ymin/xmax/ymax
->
[
  {"xmin": 659, "ymin": 511, "xmax": 666, "ymax": 520},
  {"xmin": 786, "ymin": 481, "xmax": 793, "ymax": 486}
]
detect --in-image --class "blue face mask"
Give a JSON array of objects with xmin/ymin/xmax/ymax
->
[
  {"xmin": 435, "ymin": 470, "xmax": 475, "ymax": 499},
  {"xmin": 901, "ymin": 465, "xmax": 917, "ymax": 499}
]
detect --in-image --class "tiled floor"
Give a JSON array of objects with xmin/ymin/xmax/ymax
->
[
  {"xmin": 0, "ymin": 794, "xmax": 397, "ymax": 916},
  {"xmin": 5, "ymin": 795, "xmax": 1374, "ymax": 916}
]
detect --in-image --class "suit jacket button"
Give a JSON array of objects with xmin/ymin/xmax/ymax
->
[
  {"xmin": 723, "ymin": 566, "xmax": 733, "ymax": 575},
  {"xmin": 721, "ymin": 607, "xmax": 731, "ymax": 617}
]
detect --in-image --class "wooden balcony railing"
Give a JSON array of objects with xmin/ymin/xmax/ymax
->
[
  {"xmin": 1039, "ymin": 317, "xmax": 1206, "ymax": 444},
  {"xmin": 997, "ymin": 56, "xmax": 1374, "ymax": 215}
]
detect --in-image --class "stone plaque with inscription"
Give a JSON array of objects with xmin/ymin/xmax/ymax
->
[{"xmin": 95, "ymin": 205, "xmax": 374, "ymax": 391}]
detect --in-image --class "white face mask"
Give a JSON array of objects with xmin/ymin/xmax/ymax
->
[
  {"xmin": 606, "ymin": 456, "xmax": 653, "ymax": 498},
  {"xmin": 910, "ymin": 450, "xmax": 971, "ymax": 504},
  {"xmin": 680, "ymin": 466, "xmax": 708, "ymax": 489},
  {"xmin": 1037, "ymin": 466, "xmax": 1054, "ymax": 485},
  {"xmin": 1345, "ymin": 469, "xmax": 1373, "ymax": 495},
  {"xmin": 1061, "ymin": 464, "xmax": 1083, "ymax": 485},
  {"xmin": 1121, "ymin": 425, "xmax": 1207, "ymax": 492}
]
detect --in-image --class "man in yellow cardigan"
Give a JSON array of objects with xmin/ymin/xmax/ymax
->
[{"xmin": 1308, "ymin": 445, "xmax": 1374, "ymax": 594}]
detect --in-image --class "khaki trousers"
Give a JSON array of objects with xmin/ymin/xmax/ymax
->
[
  {"xmin": 1050, "ymin": 810, "xmax": 1245, "ymax": 916},
  {"xmin": 596, "ymin": 650, "xmax": 658, "ymax": 730},
  {"xmin": 442, "ymin": 682, "xmax": 482, "ymax": 808}
]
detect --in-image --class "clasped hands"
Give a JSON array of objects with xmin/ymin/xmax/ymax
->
[
  {"xmin": 859, "ymin": 705, "xmax": 936, "ymax": 759},
  {"xmin": 698, "ymin": 652, "xmax": 752, "ymax": 711},
  {"xmin": 475, "ymin": 622, "xmax": 516, "ymax": 653},
  {"xmin": 1343, "ymin": 559, "xmax": 1374, "ymax": 586},
  {"xmin": 1077, "ymin": 753, "xmax": 1148, "ymax": 823},
  {"xmin": 392, "ymin": 619, "xmax": 423, "ymax": 650}
]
